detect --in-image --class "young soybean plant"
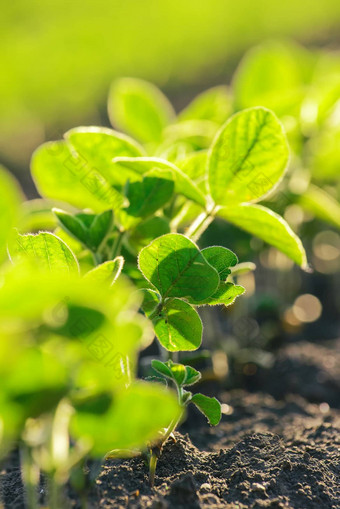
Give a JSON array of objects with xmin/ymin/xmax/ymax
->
[{"xmin": 137, "ymin": 233, "xmax": 243, "ymax": 483}]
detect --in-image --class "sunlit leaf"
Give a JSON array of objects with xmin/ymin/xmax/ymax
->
[
  {"xmin": 138, "ymin": 233, "xmax": 219, "ymax": 301},
  {"xmin": 0, "ymin": 166, "xmax": 22, "ymax": 263},
  {"xmin": 71, "ymin": 381, "xmax": 181, "ymax": 455},
  {"xmin": 218, "ymin": 204, "xmax": 307, "ymax": 268},
  {"xmin": 179, "ymin": 86, "xmax": 231, "ymax": 124},
  {"xmin": 10, "ymin": 231, "xmax": 79, "ymax": 274},
  {"xmin": 208, "ymin": 107, "xmax": 289, "ymax": 206},
  {"xmin": 297, "ymin": 185, "xmax": 340, "ymax": 228},
  {"xmin": 84, "ymin": 257, "xmax": 124, "ymax": 285},
  {"xmin": 31, "ymin": 140, "xmax": 126, "ymax": 213},
  {"xmin": 201, "ymin": 246, "xmax": 238, "ymax": 280},
  {"xmin": 191, "ymin": 393, "xmax": 221, "ymax": 426},
  {"xmin": 113, "ymin": 157, "xmax": 206, "ymax": 207},
  {"xmin": 153, "ymin": 298, "xmax": 202, "ymax": 352},
  {"xmin": 108, "ymin": 78, "xmax": 175, "ymax": 144}
]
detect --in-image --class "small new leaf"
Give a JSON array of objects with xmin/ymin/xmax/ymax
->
[
  {"xmin": 84, "ymin": 257, "xmax": 124, "ymax": 286},
  {"xmin": 201, "ymin": 246, "xmax": 238, "ymax": 280},
  {"xmin": 191, "ymin": 394, "xmax": 221, "ymax": 426}
]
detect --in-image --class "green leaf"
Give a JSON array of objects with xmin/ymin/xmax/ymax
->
[
  {"xmin": 208, "ymin": 107, "xmax": 289, "ymax": 206},
  {"xmin": 151, "ymin": 359, "xmax": 174, "ymax": 379},
  {"xmin": 88, "ymin": 210, "xmax": 113, "ymax": 249},
  {"xmin": 71, "ymin": 381, "xmax": 181, "ymax": 455},
  {"xmin": 141, "ymin": 288, "xmax": 161, "ymax": 315},
  {"xmin": 0, "ymin": 166, "xmax": 22, "ymax": 263},
  {"xmin": 53, "ymin": 208, "xmax": 89, "ymax": 245},
  {"xmin": 65, "ymin": 126, "xmax": 145, "ymax": 186},
  {"xmin": 233, "ymin": 41, "xmax": 308, "ymax": 116},
  {"xmin": 84, "ymin": 257, "xmax": 124, "ymax": 286},
  {"xmin": 123, "ymin": 170, "xmax": 174, "ymax": 219},
  {"xmin": 230, "ymin": 262, "xmax": 256, "ymax": 275},
  {"xmin": 190, "ymin": 394, "xmax": 221, "ymax": 426},
  {"xmin": 189, "ymin": 282, "xmax": 245, "ymax": 307},
  {"xmin": 310, "ymin": 125, "xmax": 340, "ymax": 181},
  {"xmin": 108, "ymin": 78, "xmax": 175, "ymax": 144},
  {"xmin": 113, "ymin": 157, "xmax": 206, "ymax": 207},
  {"xmin": 31, "ymin": 140, "xmax": 125, "ymax": 213},
  {"xmin": 177, "ymin": 150, "xmax": 208, "ymax": 185},
  {"xmin": 138, "ymin": 233, "xmax": 219, "ymax": 301},
  {"xmin": 183, "ymin": 366, "xmax": 201, "ymax": 386},
  {"xmin": 296, "ymin": 185, "xmax": 340, "ymax": 228},
  {"xmin": 153, "ymin": 298, "xmax": 202, "ymax": 352},
  {"xmin": 179, "ymin": 86, "xmax": 231, "ymax": 124},
  {"xmin": 163, "ymin": 120, "xmax": 218, "ymax": 149},
  {"xmin": 201, "ymin": 246, "xmax": 238, "ymax": 280},
  {"xmin": 127, "ymin": 216, "xmax": 170, "ymax": 253},
  {"xmin": 10, "ymin": 231, "xmax": 79, "ymax": 274},
  {"xmin": 218, "ymin": 204, "xmax": 307, "ymax": 268}
]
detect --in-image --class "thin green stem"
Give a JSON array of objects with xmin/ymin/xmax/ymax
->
[
  {"xmin": 20, "ymin": 444, "xmax": 39, "ymax": 509},
  {"xmin": 185, "ymin": 205, "xmax": 218, "ymax": 242},
  {"xmin": 111, "ymin": 230, "xmax": 125, "ymax": 259},
  {"xmin": 48, "ymin": 474, "xmax": 63, "ymax": 509},
  {"xmin": 149, "ymin": 452, "xmax": 158, "ymax": 488}
]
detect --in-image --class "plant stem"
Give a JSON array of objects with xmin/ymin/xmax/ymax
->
[
  {"xmin": 185, "ymin": 205, "xmax": 217, "ymax": 242},
  {"xmin": 20, "ymin": 444, "xmax": 39, "ymax": 509},
  {"xmin": 148, "ymin": 452, "xmax": 158, "ymax": 488},
  {"xmin": 48, "ymin": 475, "xmax": 63, "ymax": 509},
  {"xmin": 111, "ymin": 230, "xmax": 125, "ymax": 259}
]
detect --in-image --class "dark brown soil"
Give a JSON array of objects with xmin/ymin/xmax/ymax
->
[{"xmin": 2, "ymin": 391, "xmax": 338, "ymax": 509}]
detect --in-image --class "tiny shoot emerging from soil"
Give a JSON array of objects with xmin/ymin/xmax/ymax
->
[{"xmin": 148, "ymin": 359, "xmax": 221, "ymax": 486}]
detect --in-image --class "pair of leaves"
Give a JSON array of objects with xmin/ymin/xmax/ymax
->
[
  {"xmin": 54, "ymin": 208, "xmax": 113, "ymax": 252},
  {"xmin": 151, "ymin": 360, "xmax": 221, "ymax": 426},
  {"xmin": 138, "ymin": 234, "xmax": 244, "ymax": 352}
]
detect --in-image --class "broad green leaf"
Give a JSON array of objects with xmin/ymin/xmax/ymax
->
[
  {"xmin": 88, "ymin": 210, "xmax": 113, "ymax": 249},
  {"xmin": 84, "ymin": 257, "xmax": 124, "ymax": 285},
  {"xmin": 153, "ymin": 298, "xmax": 202, "ymax": 352},
  {"xmin": 233, "ymin": 41, "xmax": 309, "ymax": 116},
  {"xmin": 10, "ymin": 231, "xmax": 79, "ymax": 274},
  {"xmin": 169, "ymin": 363, "xmax": 187, "ymax": 386},
  {"xmin": 178, "ymin": 86, "xmax": 231, "ymax": 125},
  {"xmin": 65, "ymin": 126, "xmax": 145, "ymax": 186},
  {"xmin": 201, "ymin": 246, "xmax": 238, "ymax": 280},
  {"xmin": 297, "ymin": 185, "xmax": 340, "ymax": 228},
  {"xmin": 138, "ymin": 233, "xmax": 219, "ymax": 301},
  {"xmin": 0, "ymin": 166, "xmax": 22, "ymax": 263},
  {"xmin": 71, "ymin": 381, "xmax": 181, "ymax": 455},
  {"xmin": 190, "ymin": 393, "xmax": 221, "ymax": 426},
  {"xmin": 208, "ymin": 107, "xmax": 289, "ymax": 206},
  {"xmin": 113, "ymin": 157, "xmax": 206, "ymax": 207},
  {"xmin": 53, "ymin": 208, "xmax": 89, "ymax": 245},
  {"xmin": 123, "ymin": 170, "xmax": 174, "ymax": 219},
  {"xmin": 189, "ymin": 282, "xmax": 245, "ymax": 307},
  {"xmin": 108, "ymin": 78, "xmax": 175, "ymax": 144},
  {"xmin": 183, "ymin": 366, "xmax": 201, "ymax": 386},
  {"xmin": 31, "ymin": 140, "xmax": 125, "ymax": 213},
  {"xmin": 218, "ymin": 204, "xmax": 307, "ymax": 268}
]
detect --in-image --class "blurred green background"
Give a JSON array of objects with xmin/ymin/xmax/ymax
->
[{"xmin": 2, "ymin": 0, "xmax": 340, "ymax": 188}]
